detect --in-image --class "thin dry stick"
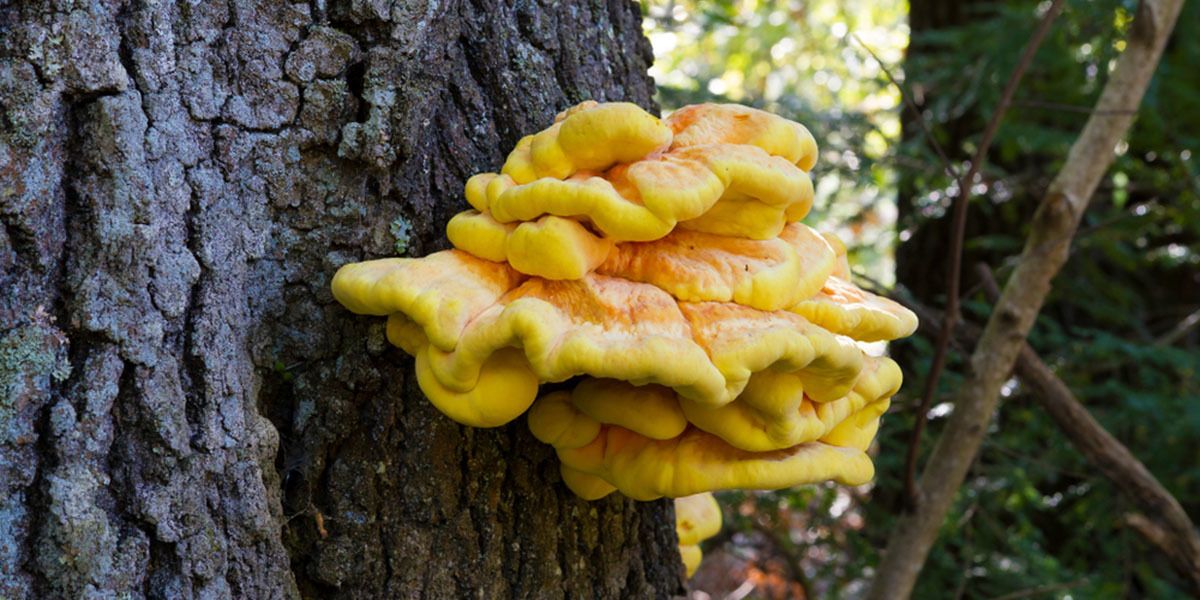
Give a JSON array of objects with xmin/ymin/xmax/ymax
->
[
  {"xmin": 850, "ymin": 33, "xmax": 959, "ymax": 181},
  {"xmin": 865, "ymin": 1, "xmax": 1187, "ymax": 597},
  {"xmin": 1155, "ymin": 307, "xmax": 1200, "ymax": 346},
  {"xmin": 985, "ymin": 579, "xmax": 1090, "ymax": 600},
  {"xmin": 900, "ymin": 0, "xmax": 1067, "ymax": 508},
  {"xmin": 1017, "ymin": 99, "xmax": 1141, "ymax": 115}
]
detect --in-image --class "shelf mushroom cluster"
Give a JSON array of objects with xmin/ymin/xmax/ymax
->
[{"xmin": 332, "ymin": 101, "xmax": 917, "ymax": 504}]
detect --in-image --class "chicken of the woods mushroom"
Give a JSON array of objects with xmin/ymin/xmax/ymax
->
[{"xmin": 331, "ymin": 101, "xmax": 917, "ymax": 578}]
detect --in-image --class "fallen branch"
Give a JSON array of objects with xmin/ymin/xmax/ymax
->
[{"xmin": 865, "ymin": 2, "xmax": 1188, "ymax": 595}]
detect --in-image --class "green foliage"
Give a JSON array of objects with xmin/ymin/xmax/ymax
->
[
  {"xmin": 885, "ymin": 1, "xmax": 1200, "ymax": 595},
  {"xmin": 653, "ymin": 0, "xmax": 1199, "ymax": 596},
  {"xmin": 645, "ymin": 0, "xmax": 907, "ymax": 282}
]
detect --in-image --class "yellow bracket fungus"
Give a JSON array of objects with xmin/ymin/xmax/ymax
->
[
  {"xmin": 554, "ymin": 425, "xmax": 874, "ymax": 501},
  {"xmin": 570, "ymin": 379, "xmax": 688, "ymax": 441},
  {"xmin": 822, "ymin": 231, "xmax": 853, "ymax": 279},
  {"xmin": 675, "ymin": 492, "xmax": 722, "ymax": 577},
  {"xmin": 447, "ymin": 210, "xmax": 613, "ymax": 280},
  {"xmin": 559, "ymin": 465, "xmax": 617, "ymax": 501},
  {"xmin": 667, "ymin": 103, "xmax": 819, "ymax": 170},
  {"xmin": 597, "ymin": 223, "xmax": 834, "ymax": 311},
  {"xmin": 445, "ymin": 210, "xmax": 513, "ymax": 263},
  {"xmin": 678, "ymin": 545, "xmax": 703, "ymax": 579},
  {"xmin": 478, "ymin": 144, "xmax": 814, "ymax": 243},
  {"xmin": 679, "ymin": 302, "xmax": 864, "ymax": 404},
  {"xmin": 678, "ymin": 356, "xmax": 902, "ymax": 452},
  {"xmin": 501, "ymin": 101, "xmax": 673, "ymax": 182},
  {"xmin": 331, "ymin": 101, "xmax": 917, "ymax": 516},
  {"xmin": 345, "ymin": 265, "xmax": 871, "ymax": 424},
  {"xmin": 527, "ymin": 391, "xmax": 602, "ymax": 449},
  {"xmin": 789, "ymin": 276, "xmax": 919, "ymax": 342},
  {"xmin": 330, "ymin": 251, "xmax": 524, "ymax": 351},
  {"xmin": 414, "ymin": 346, "xmax": 539, "ymax": 428},
  {"xmin": 523, "ymin": 356, "xmax": 899, "ymax": 495}
]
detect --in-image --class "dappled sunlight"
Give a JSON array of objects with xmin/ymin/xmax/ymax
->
[{"xmin": 644, "ymin": 0, "xmax": 908, "ymax": 285}]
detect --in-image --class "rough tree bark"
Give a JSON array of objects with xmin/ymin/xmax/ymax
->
[{"xmin": 0, "ymin": 1, "xmax": 683, "ymax": 598}]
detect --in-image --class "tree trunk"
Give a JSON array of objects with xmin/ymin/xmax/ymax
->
[
  {"xmin": 0, "ymin": 1, "xmax": 682, "ymax": 598},
  {"xmin": 895, "ymin": 0, "xmax": 1003, "ymax": 304}
]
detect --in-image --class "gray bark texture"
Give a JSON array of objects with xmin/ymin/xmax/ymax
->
[{"xmin": 0, "ymin": 1, "xmax": 683, "ymax": 598}]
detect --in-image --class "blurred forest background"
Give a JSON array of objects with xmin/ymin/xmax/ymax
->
[{"xmin": 644, "ymin": 1, "xmax": 1200, "ymax": 598}]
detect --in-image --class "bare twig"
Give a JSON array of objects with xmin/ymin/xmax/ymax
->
[
  {"xmin": 1016, "ymin": 99, "xmax": 1140, "ymax": 116},
  {"xmin": 1122, "ymin": 512, "xmax": 1200, "ymax": 585},
  {"xmin": 849, "ymin": 33, "xmax": 958, "ymax": 181},
  {"xmin": 974, "ymin": 262, "xmax": 1003, "ymax": 298},
  {"xmin": 900, "ymin": 0, "xmax": 1067, "ymax": 509},
  {"xmin": 866, "ymin": 2, "xmax": 1189, "ymax": 596},
  {"xmin": 1155, "ymin": 307, "xmax": 1200, "ymax": 346},
  {"xmin": 985, "ymin": 579, "xmax": 1090, "ymax": 600},
  {"xmin": 1019, "ymin": 352, "xmax": 1200, "ymax": 592}
]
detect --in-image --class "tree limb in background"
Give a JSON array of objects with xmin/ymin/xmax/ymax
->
[
  {"xmin": 850, "ymin": 33, "xmax": 958, "ymax": 183},
  {"xmin": 972, "ymin": 265, "xmax": 1200, "ymax": 593},
  {"xmin": 900, "ymin": 0, "xmax": 1066, "ymax": 508},
  {"xmin": 1018, "ymin": 347, "xmax": 1200, "ymax": 592},
  {"xmin": 865, "ymin": 1, "xmax": 1188, "ymax": 597},
  {"xmin": 887, "ymin": 273, "xmax": 1200, "ymax": 593},
  {"xmin": 1155, "ymin": 307, "xmax": 1200, "ymax": 346}
]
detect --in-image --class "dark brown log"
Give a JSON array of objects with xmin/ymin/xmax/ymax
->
[{"xmin": 0, "ymin": 1, "xmax": 681, "ymax": 598}]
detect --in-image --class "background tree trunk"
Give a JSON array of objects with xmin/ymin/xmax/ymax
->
[
  {"xmin": 0, "ymin": 1, "xmax": 682, "ymax": 598},
  {"xmin": 895, "ymin": 0, "xmax": 1020, "ymax": 305}
]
